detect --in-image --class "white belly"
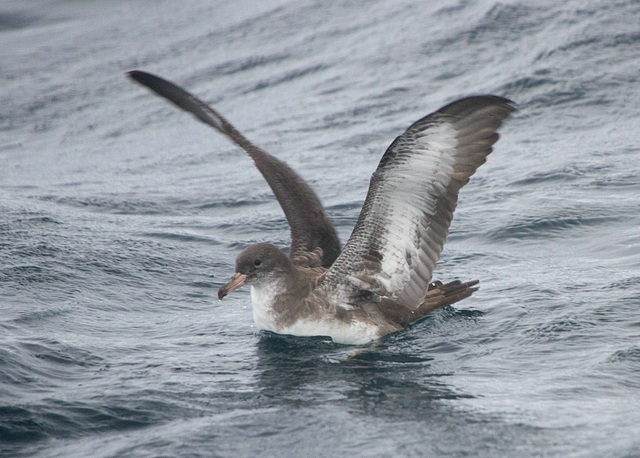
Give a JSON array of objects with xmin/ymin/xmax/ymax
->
[
  {"xmin": 282, "ymin": 319, "xmax": 380, "ymax": 345},
  {"xmin": 250, "ymin": 284, "xmax": 380, "ymax": 345}
]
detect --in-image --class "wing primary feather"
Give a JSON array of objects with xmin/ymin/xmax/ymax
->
[{"xmin": 127, "ymin": 70, "xmax": 341, "ymax": 266}]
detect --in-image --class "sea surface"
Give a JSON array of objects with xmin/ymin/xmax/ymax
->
[{"xmin": 1, "ymin": 0, "xmax": 639, "ymax": 456}]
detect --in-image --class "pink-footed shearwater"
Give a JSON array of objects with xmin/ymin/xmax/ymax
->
[{"xmin": 128, "ymin": 70, "xmax": 515, "ymax": 345}]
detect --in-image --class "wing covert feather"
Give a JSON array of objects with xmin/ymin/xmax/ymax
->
[{"xmin": 320, "ymin": 96, "xmax": 515, "ymax": 307}]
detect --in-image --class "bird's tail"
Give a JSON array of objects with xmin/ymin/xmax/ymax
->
[{"xmin": 418, "ymin": 279, "xmax": 480, "ymax": 315}]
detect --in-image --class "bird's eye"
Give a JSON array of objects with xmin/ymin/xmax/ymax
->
[{"xmin": 254, "ymin": 259, "xmax": 262, "ymax": 267}]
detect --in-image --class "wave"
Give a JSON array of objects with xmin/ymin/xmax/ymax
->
[{"xmin": 486, "ymin": 213, "xmax": 625, "ymax": 242}]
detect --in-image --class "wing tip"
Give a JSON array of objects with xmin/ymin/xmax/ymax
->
[
  {"xmin": 126, "ymin": 69, "xmax": 172, "ymax": 95},
  {"xmin": 439, "ymin": 94, "xmax": 518, "ymax": 119},
  {"xmin": 126, "ymin": 69, "xmax": 152, "ymax": 84}
]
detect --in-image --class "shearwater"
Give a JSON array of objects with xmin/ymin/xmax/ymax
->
[{"xmin": 128, "ymin": 70, "xmax": 515, "ymax": 345}]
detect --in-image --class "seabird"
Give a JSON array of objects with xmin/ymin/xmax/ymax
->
[{"xmin": 128, "ymin": 70, "xmax": 515, "ymax": 345}]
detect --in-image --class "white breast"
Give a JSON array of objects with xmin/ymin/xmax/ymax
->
[{"xmin": 250, "ymin": 282, "xmax": 282, "ymax": 332}]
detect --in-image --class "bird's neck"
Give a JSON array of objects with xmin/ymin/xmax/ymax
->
[{"xmin": 250, "ymin": 264, "xmax": 316, "ymax": 331}]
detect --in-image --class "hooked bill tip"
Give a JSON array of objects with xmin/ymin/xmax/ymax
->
[{"xmin": 217, "ymin": 273, "xmax": 247, "ymax": 301}]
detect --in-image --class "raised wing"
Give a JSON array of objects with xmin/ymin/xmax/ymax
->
[
  {"xmin": 320, "ymin": 96, "xmax": 515, "ymax": 307},
  {"xmin": 127, "ymin": 70, "xmax": 340, "ymax": 267}
]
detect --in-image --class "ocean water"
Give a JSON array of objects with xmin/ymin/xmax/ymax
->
[{"xmin": 1, "ymin": 0, "xmax": 639, "ymax": 456}]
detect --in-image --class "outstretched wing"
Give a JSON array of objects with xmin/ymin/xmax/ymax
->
[
  {"xmin": 319, "ymin": 96, "xmax": 515, "ymax": 307},
  {"xmin": 127, "ymin": 70, "xmax": 340, "ymax": 267}
]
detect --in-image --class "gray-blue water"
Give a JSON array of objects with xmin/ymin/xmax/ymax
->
[{"xmin": 1, "ymin": 0, "xmax": 639, "ymax": 456}]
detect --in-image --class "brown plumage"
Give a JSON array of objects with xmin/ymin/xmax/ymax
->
[{"xmin": 129, "ymin": 70, "xmax": 515, "ymax": 344}]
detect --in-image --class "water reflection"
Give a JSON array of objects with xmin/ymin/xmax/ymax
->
[{"xmin": 253, "ymin": 331, "xmax": 475, "ymax": 422}]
